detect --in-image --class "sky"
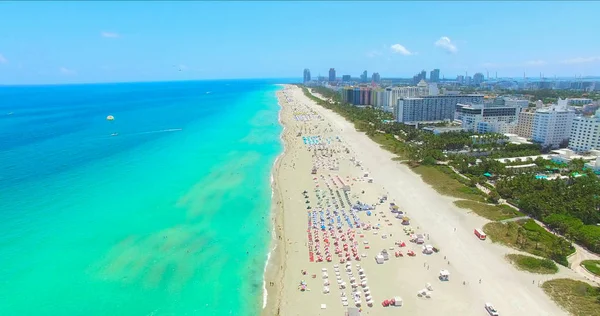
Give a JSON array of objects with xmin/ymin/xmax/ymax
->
[{"xmin": 1, "ymin": 1, "xmax": 600, "ymax": 85}]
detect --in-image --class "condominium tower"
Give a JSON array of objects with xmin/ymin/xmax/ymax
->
[
  {"xmin": 395, "ymin": 94, "xmax": 485, "ymax": 123},
  {"xmin": 303, "ymin": 69, "xmax": 311, "ymax": 83},
  {"xmin": 531, "ymin": 105, "xmax": 576, "ymax": 148},
  {"xmin": 329, "ymin": 68, "xmax": 336, "ymax": 82},
  {"xmin": 569, "ymin": 110, "xmax": 600, "ymax": 153}
]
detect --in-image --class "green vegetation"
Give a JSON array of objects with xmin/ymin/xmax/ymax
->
[
  {"xmin": 581, "ymin": 260, "xmax": 600, "ymax": 276},
  {"xmin": 412, "ymin": 166, "xmax": 486, "ymax": 202},
  {"xmin": 454, "ymin": 200, "xmax": 523, "ymax": 221},
  {"xmin": 497, "ymin": 172, "xmax": 600, "ymax": 252},
  {"xmin": 368, "ymin": 133, "xmax": 409, "ymax": 160},
  {"xmin": 542, "ymin": 279, "xmax": 600, "ymax": 316},
  {"xmin": 505, "ymin": 254, "xmax": 558, "ymax": 274},
  {"xmin": 483, "ymin": 220, "xmax": 574, "ymax": 266}
]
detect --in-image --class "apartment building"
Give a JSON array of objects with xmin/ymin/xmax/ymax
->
[
  {"xmin": 569, "ymin": 110, "xmax": 600, "ymax": 152},
  {"xmin": 395, "ymin": 94, "xmax": 485, "ymax": 123}
]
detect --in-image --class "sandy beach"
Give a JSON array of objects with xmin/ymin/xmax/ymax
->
[{"xmin": 263, "ymin": 84, "xmax": 583, "ymax": 316}]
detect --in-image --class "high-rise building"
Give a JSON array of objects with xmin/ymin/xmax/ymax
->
[
  {"xmin": 384, "ymin": 85, "xmax": 430, "ymax": 111},
  {"xmin": 329, "ymin": 68, "xmax": 336, "ymax": 82},
  {"xmin": 412, "ymin": 70, "xmax": 427, "ymax": 84},
  {"xmin": 430, "ymin": 69, "xmax": 440, "ymax": 83},
  {"xmin": 340, "ymin": 86, "xmax": 374, "ymax": 106},
  {"xmin": 372, "ymin": 88, "xmax": 386, "ymax": 108},
  {"xmin": 515, "ymin": 110, "xmax": 536, "ymax": 139},
  {"xmin": 395, "ymin": 95, "xmax": 485, "ymax": 123},
  {"xmin": 303, "ymin": 68, "xmax": 311, "ymax": 83},
  {"xmin": 456, "ymin": 75, "xmax": 465, "ymax": 84},
  {"xmin": 360, "ymin": 70, "xmax": 368, "ymax": 83},
  {"xmin": 532, "ymin": 105, "xmax": 576, "ymax": 148},
  {"xmin": 371, "ymin": 72, "xmax": 381, "ymax": 83},
  {"xmin": 568, "ymin": 110, "xmax": 600, "ymax": 152},
  {"xmin": 473, "ymin": 73, "xmax": 484, "ymax": 85},
  {"xmin": 455, "ymin": 103, "xmax": 518, "ymax": 134},
  {"xmin": 342, "ymin": 75, "xmax": 352, "ymax": 82},
  {"xmin": 565, "ymin": 98, "xmax": 593, "ymax": 106},
  {"xmin": 502, "ymin": 97, "xmax": 529, "ymax": 111}
]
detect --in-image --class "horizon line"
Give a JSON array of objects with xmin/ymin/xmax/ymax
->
[{"xmin": 0, "ymin": 77, "xmax": 304, "ymax": 88}]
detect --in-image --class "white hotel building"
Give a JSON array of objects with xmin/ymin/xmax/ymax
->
[
  {"xmin": 568, "ymin": 110, "xmax": 600, "ymax": 153},
  {"xmin": 531, "ymin": 105, "xmax": 576, "ymax": 148},
  {"xmin": 455, "ymin": 103, "xmax": 518, "ymax": 134},
  {"xmin": 395, "ymin": 94, "xmax": 485, "ymax": 123}
]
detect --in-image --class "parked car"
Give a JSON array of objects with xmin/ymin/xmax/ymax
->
[{"xmin": 485, "ymin": 303, "xmax": 499, "ymax": 316}]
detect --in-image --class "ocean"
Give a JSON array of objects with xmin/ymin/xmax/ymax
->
[{"xmin": 0, "ymin": 79, "xmax": 288, "ymax": 315}]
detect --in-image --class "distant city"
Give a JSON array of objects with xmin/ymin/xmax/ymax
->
[
  {"xmin": 302, "ymin": 67, "xmax": 600, "ymax": 154},
  {"xmin": 302, "ymin": 67, "xmax": 600, "ymax": 91}
]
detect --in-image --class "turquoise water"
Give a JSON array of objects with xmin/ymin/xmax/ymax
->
[{"xmin": 0, "ymin": 80, "xmax": 285, "ymax": 315}]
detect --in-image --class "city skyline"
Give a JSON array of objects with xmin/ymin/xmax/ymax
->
[{"xmin": 1, "ymin": 2, "xmax": 600, "ymax": 85}]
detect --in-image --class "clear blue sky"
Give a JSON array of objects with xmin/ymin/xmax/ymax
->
[{"xmin": 1, "ymin": 1, "xmax": 599, "ymax": 85}]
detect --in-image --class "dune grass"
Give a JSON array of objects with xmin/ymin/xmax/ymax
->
[
  {"xmin": 505, "ymin": 254, "xmax": 558, "ymax": 274},
  {"xmin": 412, "ymin": 165, "xmax": 486, "ymax": 202},
  {"xmin": 454, "ymin": 200, "xmax": 524, "ymax": 221},
  {"xmin": 542, "ymin": 279, "xmax": 600, "ymax": 316},
  {"xmin": 484, "ymin": 220, "xmax": 574, "ymax": 266},
  {"xmin": 368, "ymin": 133, "xmax": 409, "ymax": 160}
]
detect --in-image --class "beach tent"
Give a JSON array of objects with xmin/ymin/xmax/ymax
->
[
  {"xmin": 392, "ymin": 296, "xmax": 403, "ymax": 306},
  {"xmin": 439, "ymin": 270, "xmax": 450, "ymax": 281},
  {"xmin": 375, "ymin": 254, "xmax": 384, "ymax": 264}
]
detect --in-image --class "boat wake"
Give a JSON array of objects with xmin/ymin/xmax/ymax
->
[
  {"xmin": 130, "ymin": 128, "xmax": 183, "ymax": 136},
  {"xmin": 98, "ymin": 128, "xmax": 183, "ymax": 140}
]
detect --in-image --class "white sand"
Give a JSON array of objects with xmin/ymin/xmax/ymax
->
[{"xmin": 265, "ymin": 85, "xmax": 580, "ymax": 316}]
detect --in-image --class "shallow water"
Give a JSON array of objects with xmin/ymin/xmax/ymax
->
[{"xmin": 0, "ymin": 80, "xmax": 284, "ymax": 315}]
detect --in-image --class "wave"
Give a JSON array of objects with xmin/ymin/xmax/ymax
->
[{"xmin": 263, "ymin": 91, "xmax": 286, "ymax": 310}]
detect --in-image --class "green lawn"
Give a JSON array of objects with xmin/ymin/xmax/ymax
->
[
  {"xmin": 412, "ymin": 165, "xmax": 486, "ymax": 202},
  {"xmin": 454, "ymin": 200, "xmax": 524, "ymax": 221},
  {"xmin": 582, "ymin": 260, "xmax": 600, "ymax": 276},
  {"xmin": 505, "ymin": 254, "xmax": 558, "ymax": 274},
  {"xmin": 542, "ymin": 279, "xmax": 600, "ymax": 316},
  {"xmin": 484, "ymin": 219, "xmax": 574, "ymax": 266}
]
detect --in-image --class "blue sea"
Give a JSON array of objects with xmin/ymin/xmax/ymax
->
[{"xmin": 0, "ymin": 79, "xmax": 288, "ymax": 315}]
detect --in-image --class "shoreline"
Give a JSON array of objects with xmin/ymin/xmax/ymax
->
[
  {"xmin": 262, "ymin": 86, "xmax": 289, "ymax": 316},
  {"xmin": 263, "ymin": 84, "xmax": 579, "ymax": 316}
]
